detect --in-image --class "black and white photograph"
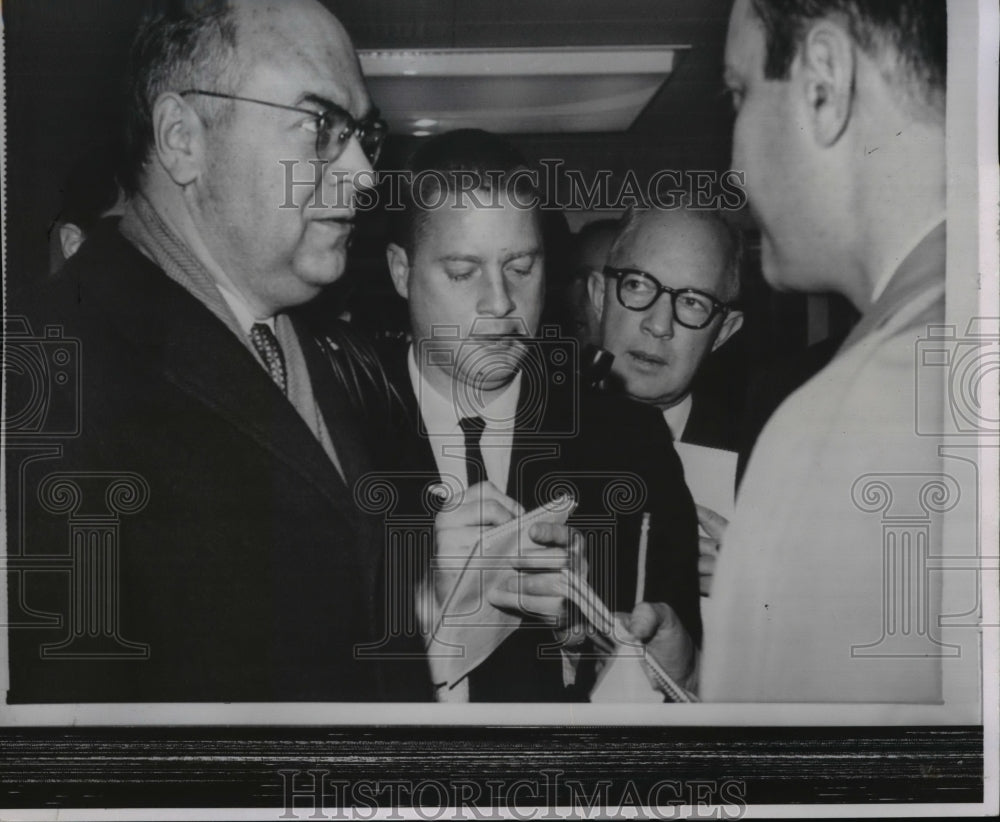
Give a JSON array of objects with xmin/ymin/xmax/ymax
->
[{"xmin": 1, "ymin": 0, "xmax": 997, "ymax": 817}]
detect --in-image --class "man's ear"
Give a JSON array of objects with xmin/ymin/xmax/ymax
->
[
  {"xmin": 58, "ymin": 223, "xmax": 85, "ymax": 260},
  {"xmin": 386, "ymin": 243, "xmax": 411, "ymax": 300},
  {"xmin": 152, "ymin": 92, "xmax": 204, "ymax": 186},
  {"xmin": 587, "ymin": 269, "xmax": 606, "ymax": 324},
  {"xmin": 711, "ymin": 309, "xmax": 744, "ymax": 352},
  {"xmin": 798, "ymin": 19, "xmax": 855, "ymax": 147}
]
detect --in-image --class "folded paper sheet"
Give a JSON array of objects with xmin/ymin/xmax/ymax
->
[
  {"xmin": 672, "ymin": 442, "xmax": 737, "ymax": 524},
  {"xmin": 427, "ymin": 492, "xmax": 696, "ymax": 702},
  {"xmin": 428, "ymin": 495, "xmax": 574, "ymax": 688},
  {"xmin": 561, "ymin": 574, "xmax": 697, "ymax": 703},
  {"xmin": 589, "ymin": 618, "xmax": 664, "ymax": 703},
  {"xmin": 673, "ymin": 442, "xmax": 737, "ymax": 641}
]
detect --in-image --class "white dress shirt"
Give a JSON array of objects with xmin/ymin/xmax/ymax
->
[
  {"xmin": 215, "ymin": 279, "xmax": 276, "ymax": 336},
  {"xmin": 407, "ymin": 345, "xmax": 523, "ymax": 702},
  {"xmin": 407, "ymin": 346, "xmax": 521, "ymax": 493},
  {"xmin": 661, "ymin": 393, "xmax": 693, "ymax": 442},
  {"xmin": 869, "ymin": 212, "xmax": 947, "ymax": 303}
]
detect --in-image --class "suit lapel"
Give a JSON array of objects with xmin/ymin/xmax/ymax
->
[
  {"xmin": 681, "ymin": 390, "xmax": 730, "ymax": 449},
  {"xmin": 506, "ymin": 352, "xmax": 565, "ymax": 509},
  {"xmin": 162, "ymin": 320, "xmax": 355, "ymax": 512},
  {"xmin": 386, "ymin": 344, "xmax": 441, "ymax": 477},
  {"xmin": 507, "ymin": 386, "xmax": 537, "ymax": 507},
  {"xmin": 296, "ymin": 321, "xmax": 373, "ymax": 486},
  {"xmin": 91, "ymin": 234, "xmax": 355, "ymax": 517}
]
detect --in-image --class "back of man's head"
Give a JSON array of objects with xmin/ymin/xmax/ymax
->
[
  {"xmin": 749, "ymin": 0, "xmax": 946, "ymax": 119},
  {"xmin": 59, "ymin": 145, "xmax": 125, "ymax": 235},
  {"xmin": 390, "ymin": 129, "xmax": 541, "ymax": 256},
  {"xmin": 122, "ymin": 0, "xmax": 242, "ymax": 196},
  {"xmin": 573, "ymin": 219, "xmax": 619, "ymax": 282},
  {"xmin": 52, "ymin": 144, "xmax": 127, "ymax": 268}
]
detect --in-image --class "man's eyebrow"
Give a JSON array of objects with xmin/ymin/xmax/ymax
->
[
  {"xmin": 501, "ymin": 249, "xmax": 542, "ymax": 264},
  {"xmin": 436, "ymin": 249, "xmax": 541, "ymax": 265},
  {"xmin": 297, "ymin": 93, "xmax": 338, "ymax": 110},
  {"xmin": 299, "ymin": 92, "xmax": 373, "ymax": 119}
]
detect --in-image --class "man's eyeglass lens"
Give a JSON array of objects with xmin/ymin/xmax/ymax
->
[
  {"xmin": 179, "ymin": 90, "xmax": 386, "ymax": 164},
  {"xmin": 317, "ymin": 109, "xmax": 387, "ymax": 163},
  {"xmin": 613, "ymin": 269, "xmax": 722, "ymax": 329}
]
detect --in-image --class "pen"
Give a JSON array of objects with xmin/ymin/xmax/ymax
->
[{"xmin": 634, "ymin": 511, "xmax": 651, "ymax": 606}]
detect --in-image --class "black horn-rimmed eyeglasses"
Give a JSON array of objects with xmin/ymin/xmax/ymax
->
[{"xmin": 603, "ymin": 265, "xmax": 733, "ymax": 330}]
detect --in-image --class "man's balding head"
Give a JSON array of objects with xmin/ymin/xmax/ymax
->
[
  {"xmin": 123, "ymin": 0, "xmax": 364, "ymax": 195},
  {"xmin": 123, "ymin": 0, "xmax": 241, "ymax": 195},
  {"xmin": 609, "ymin": 208, "xmax": 743, "ymax": 303},
  {"xmin": 127, "ymin": 0, "xmax": 377, "ymax": 316},
  {"xmin": 591, "ymin": 206, "xmax": 744, "ymax": 410}
]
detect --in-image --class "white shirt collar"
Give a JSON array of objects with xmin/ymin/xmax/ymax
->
[
  {"xmin": 215, "ymin": 278, "xmax": 275, "ymax": 335},
  {"xmin": 870, "ymin": 213, "xmax": 947, "ymax": 304},
  {"xmin": 662, "ymin": 394, "xmax": 693, "ymax": 442},
  {"xmin": 407, "ymin": 345, "xmax": 521, "ymax": 493},
  {"xmin": 407, "ymin": 345, "xmax": 521, "ymax": 435}
]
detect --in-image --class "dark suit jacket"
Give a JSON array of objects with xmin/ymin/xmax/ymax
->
[
  {"xmin": 6, "ymin": 224, "xmax": 432, "ymax": 702},
  {"xmin": 379, "ymin": 342, "xmax": 701, "ymax": 701},
  {"xmin": 680, "ymin": 389, "xmax": 741, "ymax": 452}
]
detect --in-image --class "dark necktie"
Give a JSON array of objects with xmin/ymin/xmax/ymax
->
[
  {"xmin": 250, "ymin": 322, "xmax": 287, "ymax": 395},
  {"xmin": 458, "ymin": 415, "xmax": 487, "ymax": 488}
]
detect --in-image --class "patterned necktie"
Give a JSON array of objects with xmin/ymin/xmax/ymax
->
[
  {"xmin": 250, "ymin": 323, "xmax": 287, "ymax": 395},
  {"xmin": 458, "ymin": 415, "xmax": 487, "ymax": 489}
]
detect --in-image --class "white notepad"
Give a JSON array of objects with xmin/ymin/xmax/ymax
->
[
  {"xmin": 428, "ymin": 495, "xmax": 575, "ymax": 687},
  {"xmin": 672, "ymin": 442, "xmax": 737, "ymax": 524}
]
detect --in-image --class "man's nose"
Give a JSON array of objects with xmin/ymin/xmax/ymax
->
[
  {"xmin": 476, "ymin": 271, "xmax": 515, "ymax": 317},
  {"xmin": 328, "ymin": 136, "xmax": 376, "ymax": 192},
  {"xmin": 640, "ymin": 293, "xmax": 675, "ymax": 338}
]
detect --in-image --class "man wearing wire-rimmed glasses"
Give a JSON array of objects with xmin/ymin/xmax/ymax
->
[{"xmin": 8, "ymin": 0, "xmax": 431, "ymax": 702}]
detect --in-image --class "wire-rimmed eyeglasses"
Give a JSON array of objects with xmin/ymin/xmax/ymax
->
[
  {"xmin": 179, "ymin": 89, "xmax": 388, "ymax": 164},
  {"xmin": 604, "ymin": 265, "xmax": 732, "ymax": 330}
]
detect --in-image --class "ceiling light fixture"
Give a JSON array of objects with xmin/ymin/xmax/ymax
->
[{"xmin": 358, "ymin": 46, "xmax": 686, "ymax": 135}]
